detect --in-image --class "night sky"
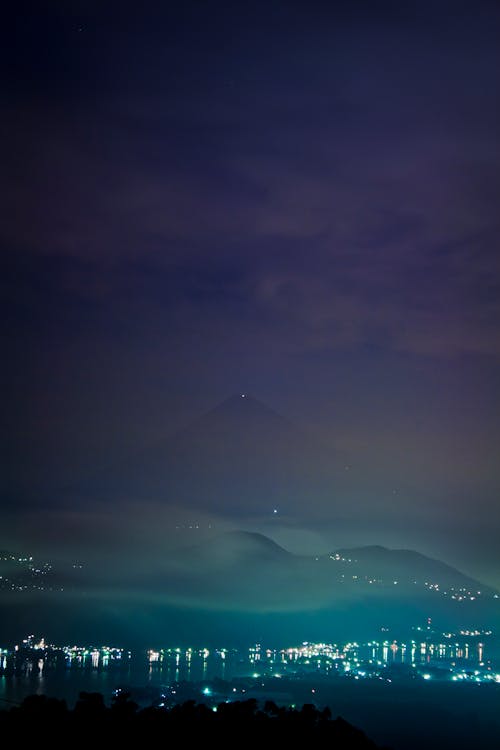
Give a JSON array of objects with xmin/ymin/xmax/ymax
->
[{"xmin": 2, "ymin": 1, "xmax": 500, "ymax": 589}]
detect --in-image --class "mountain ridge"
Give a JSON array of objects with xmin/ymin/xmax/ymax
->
[{"xmin": 173, "ymin": 530, "xmax": 499, "ymax": 597}]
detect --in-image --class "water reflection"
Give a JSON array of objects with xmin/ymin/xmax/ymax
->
[{"xmin": 0, "ymin": 638, "xmax": 495, "ymax": 708}]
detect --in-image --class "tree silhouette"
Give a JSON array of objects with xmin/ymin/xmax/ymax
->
[{"xmin": 0, "ymin": 692, "xmax": 388, "ymax": 748}]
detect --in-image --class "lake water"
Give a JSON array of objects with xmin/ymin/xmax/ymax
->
[
  {"xmin": 1, "ymin": 645, "xmax": 499, "ymax": 750},
  {"xmin": 0, "ymin": 649, "xmax": 263, "ymax": 707},
  {"xmin": 0, "ymin": 638, "xmax": 496, "ymax": 709}
]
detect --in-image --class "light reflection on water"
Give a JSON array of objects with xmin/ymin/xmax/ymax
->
[{"xmin": 0, "ymin": 639, "xmax": 493, "ymax": 708}]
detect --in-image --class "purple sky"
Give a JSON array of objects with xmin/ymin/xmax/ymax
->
[{"xmin": 2, "ymin": 1, "xmax": 500, "ymax": 585}]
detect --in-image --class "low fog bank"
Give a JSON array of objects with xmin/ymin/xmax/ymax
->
[{"xmin": 1, "ymin": 501, "xmax": 499, "ymax": 650}]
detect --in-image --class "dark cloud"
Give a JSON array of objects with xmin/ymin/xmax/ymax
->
[{"xmin": 1, "ymin": 1, "xmax": 500, "ymax": 600}]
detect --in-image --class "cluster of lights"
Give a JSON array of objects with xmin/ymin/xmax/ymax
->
[
  {"xmin": 451, "ymin": 670, "xmax": 500, "ymax": 683},
  {"xmin": 324, "ymin": 555, "xmax": 499, "ymax": 601},
  {"xmin": 0, "ymin": 553, "xmax": 65, "ymax": 593},
  {"xmin": 2, "ymin": 631, "xmax": 497, "ymax": 688}
]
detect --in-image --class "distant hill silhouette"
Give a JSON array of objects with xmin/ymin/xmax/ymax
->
[
  {"xmin": 153, "ymin": 531, "xmax": 500, "ymax": 631},
  {"xmin": 171, "ymin": 530, "xmax": 498, "ymax": 594},
  {"xmin": 183, "ymin": 530, "xmax": 294, "ymax": 563},
  {"xmin": 328, "ymin": 545, "xmax": 499, "ymax": 595}
]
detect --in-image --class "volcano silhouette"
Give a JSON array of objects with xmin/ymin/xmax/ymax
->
[{"xmin": 91, "ymin": 394, "xmax": 333, "ymax": 515}]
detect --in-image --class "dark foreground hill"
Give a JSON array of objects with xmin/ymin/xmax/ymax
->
[{"xmin": 0, "ymin": 693, "xmax": 386, "ymax": 749}]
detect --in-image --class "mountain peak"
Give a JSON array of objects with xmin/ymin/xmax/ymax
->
[
  {"xmin": 188, "ymin": 393, "xmax": 292, "ymax": 436},
  {"xmin": 178, "ymin": 530, "xmax": 294, "ymax": 563},
  {"xmin": 211, "ymin": 392, "xmax": 287, "ymax": 417},
  {"xmin": 82, "ymin": 392, "xmax": 305, "ymax": 516}
]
